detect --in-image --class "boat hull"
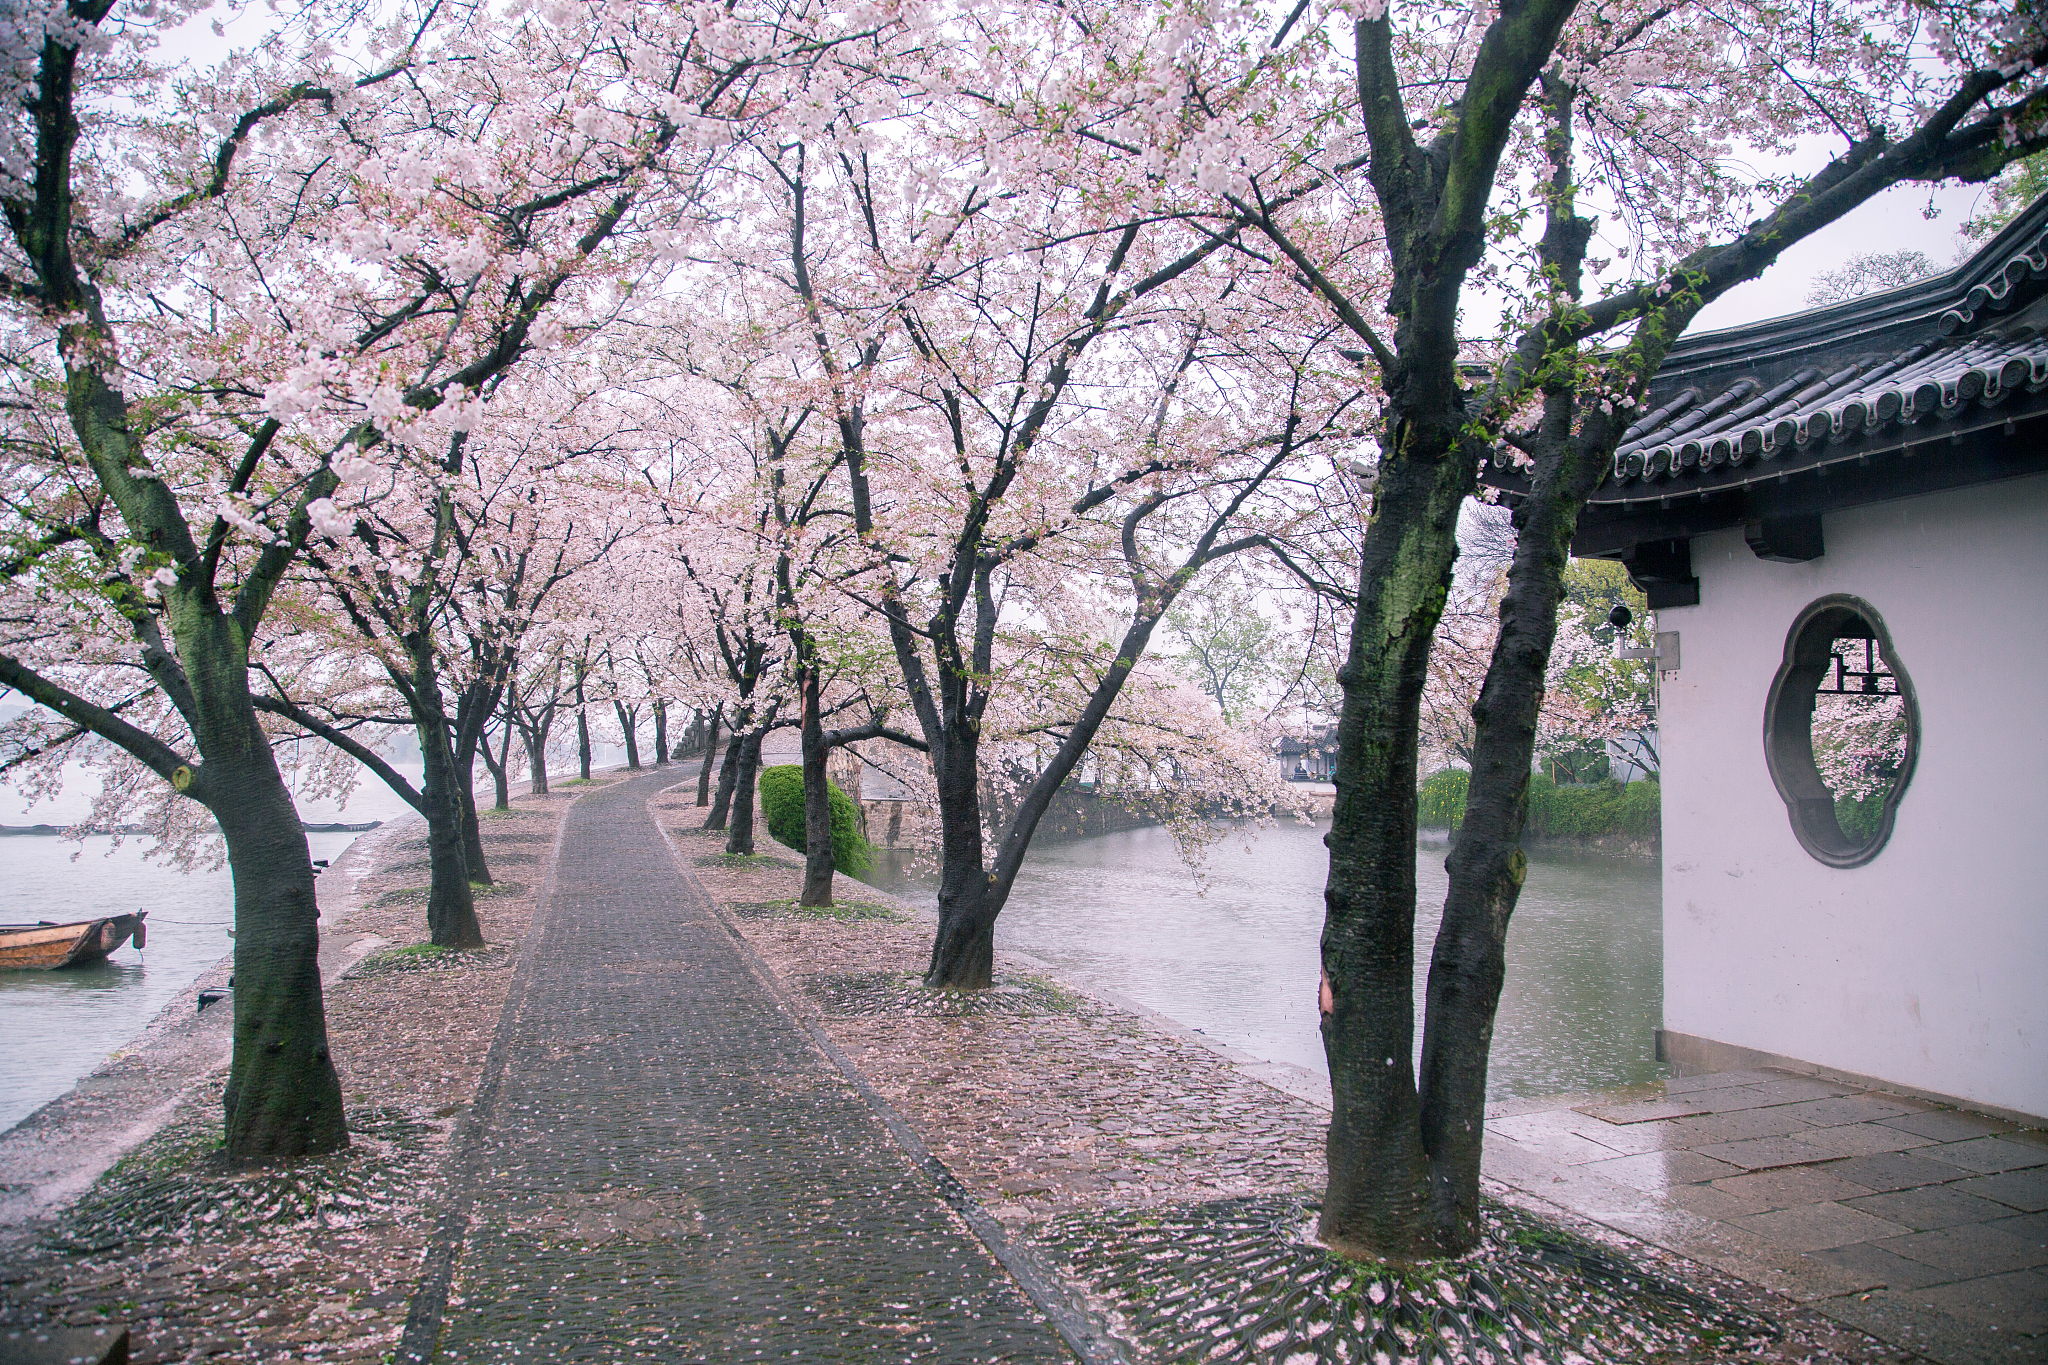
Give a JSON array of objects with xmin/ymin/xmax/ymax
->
[{"xmin": 0, "ymin": 913, "xmax": 146, "ymax": 970}]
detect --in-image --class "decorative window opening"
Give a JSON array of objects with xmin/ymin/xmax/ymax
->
[{"xmin": 1763, "ymin": 596, "xmax": 1917, "ymax": 867}]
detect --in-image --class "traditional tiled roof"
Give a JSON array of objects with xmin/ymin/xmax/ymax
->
[{"xmin": 1593, "ymin": 200, "xmax": 2048, "ymax": 506}]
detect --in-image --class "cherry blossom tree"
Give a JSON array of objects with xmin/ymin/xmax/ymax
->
[
  {"xmin": 0, "ymin": 0, "xmax": 868, "ymax": 1159},
  {"xmin": 994, "ymin": 0, "xmax": 2048, "ymax": 1256},
  {"xmin": 0, "ymin": 0, "xmax": 446, "ymax": 1161},
  {"xmin": 254, "ymin": 387, "xmax": 635, "ymax": 946},
  {"xmin": 710, "ymin": 91, "xmax": 1370, "ymax": 984},
  {"xmin": 1309, "ymin": 0, "xmax": 2046, "ymax": 1257}
]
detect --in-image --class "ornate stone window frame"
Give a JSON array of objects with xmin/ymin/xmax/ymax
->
[{"xmin": 1762, "ymin": 595, "xmax": 1919, "ymax": 868}]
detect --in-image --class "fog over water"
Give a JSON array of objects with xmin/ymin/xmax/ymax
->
[{"xmin": 862, "ymin": 818, "xmax": 1665, "ymax": 1101}]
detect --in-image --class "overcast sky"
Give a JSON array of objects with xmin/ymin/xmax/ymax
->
[{"xmin": 1688, "ymin": 174, "xmax": 1999, "ymax": 332}]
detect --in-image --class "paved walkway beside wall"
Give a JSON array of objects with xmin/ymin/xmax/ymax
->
[
  {"xmin": 407, "ymin": 769, "xmax": 1075, "ymax": 1363},
  {"xmin": 1484, "ymin": 1071, "xmax": 2048, "ymax": 1364}
]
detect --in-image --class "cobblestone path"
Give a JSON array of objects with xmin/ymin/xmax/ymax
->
[{"xmin": 422, "ymin": 770, "xmax": 1073, "ymax": 1363}]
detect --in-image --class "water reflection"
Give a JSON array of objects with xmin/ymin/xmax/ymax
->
[{"xmin": 860, "ymin": 819, "xmax": 1663, "ymax": 1101}]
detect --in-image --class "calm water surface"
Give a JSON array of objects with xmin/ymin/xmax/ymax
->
[
  {"xmin": 0, "ymin": 830, "xmax": 361, "ymax": 1131},
  {"xmin": 861, "ymin": 818, "xmax": 1664, "ymax": 1101},
  {"xmin": 0, "ymin": 741, "xmax": 645, "ymax": 1133}
]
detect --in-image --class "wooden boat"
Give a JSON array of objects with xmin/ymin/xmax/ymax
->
[{"xmin": 0, "ymin": 912, "xmax": 146, "ymax": 970}]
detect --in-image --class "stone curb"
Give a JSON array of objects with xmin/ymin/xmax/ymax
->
[{"xmin": 1003, "ymin": 945, "xmax": 1335, "ymax": 1116}]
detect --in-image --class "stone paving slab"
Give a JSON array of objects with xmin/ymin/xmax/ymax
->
[
  {"xmin": 414, "ymin": 769, "xmax": 1074, "ymax": 1364},
  {"xmin": 1483, "ymin": 1068, "xmax": 2048, "ymax": 1363}
]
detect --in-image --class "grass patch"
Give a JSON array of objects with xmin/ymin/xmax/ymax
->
[
  {"xmin": 730, "ymin": 897, "xmax": 906, "ymax": 923},
  {"xmin": 693, "ymin": 852, "xmax": 797, "ymax": 870},
  {"xmin": 809, "ymin": 971, "xmax": 1083, "ymax": 1018},
  {"xmin": 397, "ymin": 830, "xmax": 550, "ymax": 850},
  {"xmin": 368, "ymin": 881, "xmax": 525, "ymax": 909},
  {"xmin": 385, "ymin": 853, "xmax": 540, "ymax": 876},
  {"xmin": 345, "ymin": 942, "xmax": 512, "ymax": 978}
]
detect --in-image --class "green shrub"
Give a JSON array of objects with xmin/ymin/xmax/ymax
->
[
  {"xmin": 759, "ymin": 764, "xmax": 873, "ymax": 875},
  {"xmin": 1416, "ymin": 768, "xmax": 1660, "ymax": 840},
  {"xmin": 1418, "ymin": 768, "xmax": 1469, "ymax": 829},
  {"xmin": 1835, "ymin": 793, "xmax": 1884, "ymax": 843},
  {"xmin": 1616, "ymin": 778, "xmax": 1661, "ymax": 838}
]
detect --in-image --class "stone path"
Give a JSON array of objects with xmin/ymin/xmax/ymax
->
[
  {"xmin": 409, "ymin": 770, "xmax": 1074, "ymax": 1364},
  {"xmin": 1484, "ymin": 1069, "xmax": 2048, "ymax": 1364}
]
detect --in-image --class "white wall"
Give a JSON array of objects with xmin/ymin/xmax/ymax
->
[{"xmin": 1658, "ymin": 473, "xmax": 2048, "ymax": 1118}]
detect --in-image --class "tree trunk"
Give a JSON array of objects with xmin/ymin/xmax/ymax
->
[
  {"xmin": 698, "ymin": 706, "xmax": 722, "ymax": 807},
  {"xmin": 1317, "ymin": 414, "xmax": 1475, "ymax": 1262},
  {"xmin": 449, "ymin": 681, "xmax": 497, "ymax": 883},
  {"xmin": 1419, "ymin": 404, "xmax": 1613, "ymax": 1245},
  {"xmin": 707, "ymin": 709, "xmax": 744, "ymax": 828},
  {"xmin": 799, "ymin": 666, "xmax": 834, "ymax": 907},
  {"xmin": 725, "ymin": 724, "xmax": 768, "ymax": 856},
  {"xmin": 653, "ymin": 700, "xmax": 669, "ymax": 765},
  {"xmin": 518, "ymin": 702, "xmax": 556, "ymax": 795},
  {"xmin": 523, "ymin": 722, "xmax": 550, "ymax": 795},
  {"xmin": 615, "ymin": 700, "xmax": 641, "ymax": 769},
  {"xmin": 923, "ymin": 727, "xmax": 994, "ymax": 987},
  {"xmin": 576, "ymin": 705, "xmax": 591, "ymax": 780},
  {"xmin": 482, "ymin": 719, "xmax": 513, "ymax": 811},
  {"xmin": 922, "ymin": 603, "xmax": 1179, "ymax": 989},
  {"xmin": 412, "ymin": 648, "xmax": 484, "ymax": 949},
  {"xmin": 457, "ymin": 780, "xmax": 490, "ymax": 887},
  {"xmin": 211, "ymin": 748, "xmax": 349, "ymax": 1162}
]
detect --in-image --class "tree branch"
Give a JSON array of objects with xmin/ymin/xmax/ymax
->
[{"xmin": 0, "ymin": 652, "xmax": 198, "ymax": 796}]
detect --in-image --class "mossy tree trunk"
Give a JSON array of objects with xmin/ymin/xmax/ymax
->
[
  {"xmin": 724, "ymin": 719, "xmax": 772, "ymax": 856},
  {"xmin": 697, "ymin": 705, "xmax": 721, "ymax": 806},
  {"xmin": 1250, "ymin": 0, "xmax": 1578, "ymax": 1261},
  {"xmin": 797, "ymin": 660, "xmax": 834, "ymax": 907},
  {"xmin": 211, "ymin": 750, "xmax": 347, "ymax": 1159}
]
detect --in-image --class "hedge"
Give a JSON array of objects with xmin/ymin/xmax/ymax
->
[
  {"xmin": 1418, "ymin": 768, "xmax": 1469, "ymax": 829},
  {"xmin": 759, "ymin": 764, "xmax": 874, "ymax": 875},
  {"xmin": 1417, "ymin": 768, "xmax": 1660, "ymax": 841}
]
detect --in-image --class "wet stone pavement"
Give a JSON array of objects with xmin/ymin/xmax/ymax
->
[
  {"xmin": 1486, "ymin": 1070, "xmax": 2048, "ymax": 1363},
  {"xmin": 420, "ymin": 769, "xmax": 1071, "ymax": 1363}
]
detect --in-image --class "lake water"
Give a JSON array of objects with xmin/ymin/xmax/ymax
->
[
  {"xmin": 0, "ymin": 831, "xmax": 365, "ymax": 1132},
  {"xmin": 0, "ymin": 737, "xmax": 647, "ymax": 1133},
  {"xmin": 859, "ymin": 819, "xmax": 1665, "ymax": 1102}
]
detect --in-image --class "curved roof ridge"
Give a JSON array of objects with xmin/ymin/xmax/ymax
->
[{"xmin": 1646, "ymin": 192, "xmax": 2048, "ymax": 384}]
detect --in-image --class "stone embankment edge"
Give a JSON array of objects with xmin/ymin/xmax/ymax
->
[
  {"xmin": 393, "ymin": 781, "xmax": 593, "ymax": 1365},
  {"xmin": 0, "ymin": 820, "xmax": 407, "ymax": 1233},
  {"xmin": 646, "ymin": 782, "xmax": 1132, "ymax": 1365},
  {"xmin": 1005, "ymin": 947, "xmax": 1335, "ymax": 1116}
]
